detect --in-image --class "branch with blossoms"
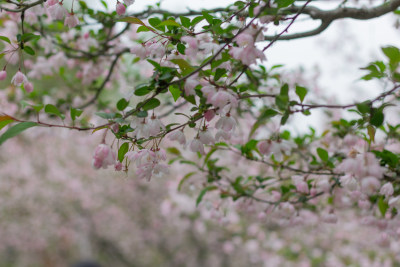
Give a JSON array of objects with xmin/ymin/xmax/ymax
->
[{"xmin": 1, "ymin": 0, "xmax": 400, "ymax": 231}]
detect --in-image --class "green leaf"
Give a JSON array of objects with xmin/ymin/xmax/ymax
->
[
  {"xmin": 136, "ymin": 110, "xmax": 148, "ymax": 118},
  {"xmin": 275, "ymin": 0, "xmax": 296, "ymax": 8},
  {"xmin": 169, "ymin": 85, "xmax": 181, "ymax": 101},
  {"xmin": 21, "ymin": 33, "xmax": 41, "ymax": 43},
  {"xmin": 378, "ymin": 197, "xmax": 389, "ymax": 217},
  {"xmin": 214, "ymin": 68, "xmax": 227, "ymax": 81},
  {"xmin": 45, "ymin": 104, "xmax": 65, "ymax": 120},
  {"xmin": 23, "ymin": 46, "xmax": 35, "ymax": 56},
  {"xmin": 158, "ymin": 19, "xmax": 181, "ymax": 27},
  {"xmin": 178, "ymin": 172, "xmax": 196, "ymax": 191},
  {"xmin": 142, "ymin": 98, "xmax": 161, "ymax": 111},
  {"xmin": 118, "ymin": 17, "xmax": 156, "ymax": 32},
  {"xmin": 117, "ymin": 98, "xmax": 129, "ymax": 111},
  {"xmin": 201, "ymin": 11, "xmax": 214, "ymax": 24},
  {"xmin": 370, "ymin": 110, "xmax": 384, "ymax": 127},
  {"xmin": 196, "ymin": 186, "xmax": 218, "ymax": 206},
  {"xmin": 295, "ymin": 85, "xmax": 307, "ymax": 102},
  {"xmin": 95, "ymin": 112, "xmax": 116, "ymax": 119},
  {"xmin": 0, "ymin": 36, "xmax": 11, "ymax": 44},
  {"xmin": 166, "ymin": 147, "xmax": 181, "ymax": 156},
  {"xmin": 180, "ymin": 16, "xmax": 191, "ymax": 28},
  {"xmin": 177, "ymin": 43, "xmax": 186, "ymax": 55},
  {"xmin": 118, "ymin": 142, "xmax": 130, "ymax": 162},
  {"xmin": 170, "ymin": 58, "xmax": 193, "ymax": 72},
  {"xmin": 0, "ymin": 120, "xmax": 14, "ymax": 131},
  {"xmin": 356, "ymin": 101, "xmax": 370, "ymax": 114},
  {"xmin": 137, "ymin": 25, "xmax": 151, "ymax": 33},
  {"xmin": 0, "ymin": 122, "xmax": 37, "ymax": 146},
  {"xmin": 70, "ymin": 108, "xmax": 83, "ymax": 121},
  {"xmin": 191, "ymin": 16, "xmax": 204, "ymax": 26},
  {"xmin": 317, "ymin": 147, "xmax": 329, "ymax": 162}
]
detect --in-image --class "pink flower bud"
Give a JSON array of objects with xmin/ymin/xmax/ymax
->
[
  {"xmin": 114, "ymin": 161, "xmax": 123, "ymax": 171},
  {"xmin": 0, "ymin": 70, "xmax": 6, "ymax": 81},
  {"xmin": 116, "ymin": 2, "xmax": 126, "ymax": 15},
  {"xmin": 204, "ymin": 110, "xmax": 215, "ymax": 122},
  {"xmin": 11, "ymin": 70, "xmax": 27, "ymax": 86},
  {"xmin": 24, "ymin": 82, "xmax": 34, "ymax": 93}
]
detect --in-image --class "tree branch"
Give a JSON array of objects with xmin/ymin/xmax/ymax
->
[{"xmin": 264, "ymin": 0, "xmax": 400, "ymax": 41}]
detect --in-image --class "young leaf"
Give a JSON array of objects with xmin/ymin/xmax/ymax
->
[
  {"xmin": 23, "ymin": 46, "xmax": 35, "ymax": 56},
  {"xmin": 118, "ymin": 142, "xmax": 130, "ymax": 162},
  {"xmin": 0, "ymin": 36, "xmax": 11, "ymax": 44},
  {"xmin": 142, "ymin": 98, "xmax": 161, "ymax": 111},
  {"xmin": 196, "ymin": 186, "xmax": 218, "ymax": 206},
  {"xmin": 317, "ymin": 147, "xmax": 329, "ymax": 162},
  {"xmin": 45, "ymin": 104, "xmax": 65, "ymax": 120},
  {"xmin": 0, "ymin": 122, "xmax": 37, "ymax": 146},
  {"xmin": 117, "ymin": 98, "xmax": 129, "ymax": 111},
  {"xmin": 295, "ymin": 85, "xmax": 307, "ymax": 102},
  {"xmin": 70, "ymin": 108, "xmax": 83, "ymax": 121}
]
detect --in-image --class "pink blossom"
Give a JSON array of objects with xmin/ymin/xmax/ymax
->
[
  {"xmin": 11, "ymin": 71, "xmax": 27, "ymax": 86},
  {"xmin": 0, "ymin": 70, "xmax": 6, "ymax": 81},
  {"xmin": 235, "ymin": 33, "xmax": 254, "ymax": 47},
  {"xmin": 204, "ymin": 110, "xmax": 215, "ymax": 122},
  {"xmin": 168, "ymin": 130, "xmax": 186, "ymax": 145},
  {"xmin": 114, "ymin": 161, "xmax": 123, "ymax": 171},
  {"xmin": 215, "ymin": 130, "xmax": 231, "ymax": 141},
  {"xmin": 361, "ymin": 176, "xmax": 380, "ymax": 195},
  {"xmin": 45, "ymin": 0, "xmax": 59, "ymax": 7},
  {"xmin": 148, "ymin": 116, "xmax": 165, "ymax": 136},
  {"xmin": 48, "ymin": 3, "xmax": 66, "ymax": 20},
  {"xmin": 209, "ymin": 90, "xmax": 238, "ymax": 110},
  {"xmin": 199, "ymin": 130, "xmax": 215, "ymax": 145},
  {"xmin": 64, "ymin": 13, "xmax": 79, "ymax": 28},
  {"xmin": 24, "ymin": 82, "xmax": 34, "ymax": 93},
  {"xmin": 92, "ymin": 144, "xmax": 116, "ymax": 169},
  {"xmin": 335, "ymin": 152, "xmax": 384, "ymax": 179},
  {"xmin": 215, "ymin": 115, "xmax": 236, "ymax": 132},
  {"xmin": 130, "ymin": 43, "xmax": 148, "ymax": 59},
  {"xmin": 190, "ymin": 138, "xmax": 205, "ymax": 155},
  {"xmin": 380, "ymin": 183, "xmax": 394, "ymax": 197},
  {"xmin": 184, "ymin": 78, "xmax": 199, "ymax": 96},
  {"xmin": 116, "ymin": 2, "xmax": 126, "ymax": 16},
  {"xmin": 295, "ymin": 181, "xmax": 309, "ymax": 194},
  {"xmin": 229, "ymin": 45, "xmax": 266, "ymax": 66}
]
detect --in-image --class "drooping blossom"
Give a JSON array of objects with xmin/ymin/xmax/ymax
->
[
  {"xmin": 215, "ymin": 115, "xmax": 236, "ymax": 132},
  {"xmin": 148, "ymin": 116, "xmax": 165, "ymax": 136},
  {"xmin": 64, "ymin": 13, "xmax": 79, "ymax": 28},
  {"xmin": 11, "ymin": 70, "xmax": 27, "ymax": 86},
  {"xmin": 209, "ymin": 90, "xmax": 238, "ymax": 110},
  {"xmin": 48, "ymin": 2, "xmax": 66, "ymax": 20},
  {"xmin": 92, "ymin": 144, "xmax": 116, "ymax": 169},
  {"xmin": 190, "ymin": 138, "xmax": 205, "ymax": 155},
  {"xmin": 199, "ymin": 130, "xmax": 215, "ymax": 145},
  {"xmin": 131, "ymin": 118, "xmax": 150, "ymax": 139},
  {"xmin": 380, "ymin": 183, "xmax": 394, "ymax": 197},
  {"xmin": 184, "ymin": 77, "xmax": 199, "ymax": 96},
  {"xmin": 24, "ymin": 82, "xmax": 34, "ymax": 93},
  {"xmin": 126, "ymin": 149, "xmax": 168, "ymax": 181},
  {"xmin": 168, "ymin": 130, "xmax": 186, "ymax": 145}
]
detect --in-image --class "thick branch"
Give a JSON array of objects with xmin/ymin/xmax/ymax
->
[{"xmin": 264, "ymin": 0, "xmax": 400, "ymax": 41}]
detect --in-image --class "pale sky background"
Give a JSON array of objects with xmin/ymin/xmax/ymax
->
[{"xmin": 85, "ymin": 0, "xmax": 400, "ymax": 133}]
